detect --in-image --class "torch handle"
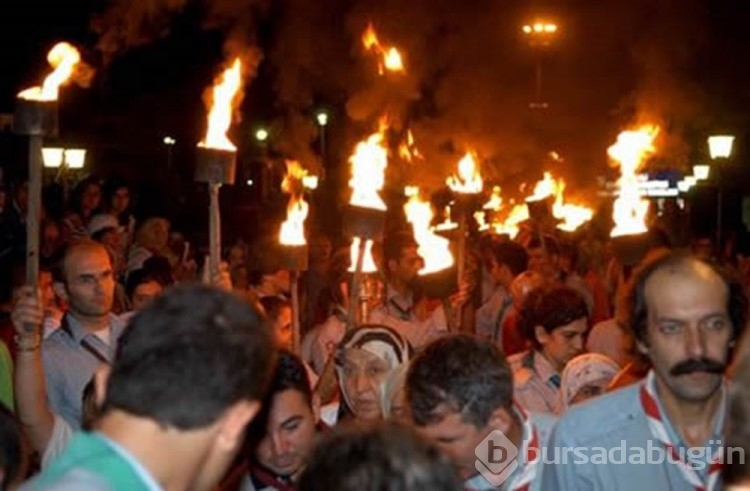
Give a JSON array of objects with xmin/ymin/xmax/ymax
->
[
  {"xmin": 208, "ymin": 182, "xmax": 222, "ymax": 277},
  {"xmin": 26, "ymin": 135, "xmax": 42, "ymax": 289},
  {"xmin": 348, "ymin": 238, "xmax": 367, "ymax": 329},
  {"xmin": 455, "ymin": 207, "xmax": 467, "ymax": 331},
  {"xmin": 290, "ymin": 270, "xmax": 301, "ymax": 355}
]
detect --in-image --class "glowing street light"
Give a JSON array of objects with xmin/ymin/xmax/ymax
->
[
  {"xmin": 522, "ymin": 20, "xmax": 559, "ymax": 109},
  {"xmin": 42, "ymin": 147, "xmax": 86, "ymax": 169},
  {"xmin": 255, "ymin": 128, "xmax": 269, "ymax": 142},
  {"xmin": 708, "ymin": 135, "xmax": 735, "ymax": 160},
  {"xmin": 316, "ymin": 111, "xmax": 329, "ymax": 127},
  {"xmin": 693, "ymin": 164, "xmax": 710, "ymax": 181},
  {"xmin": 163, "ymin": 136, "xmax": 176, "ymax": 146}
]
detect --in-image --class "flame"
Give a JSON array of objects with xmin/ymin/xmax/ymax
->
[
  {"xmin": 279, "ymin": 161, "xmax": 309, "ymax": 246},
  {"xmin": 348, "ymin": 237, "xmax": 378, "ymax": 273},
  {"xmin": 362, "ymin": 22, "xmax": 405, "ymax": 75},
  {"xmin": 348, "ymin": 122, "xmax": 388, "ymax": 210},
  {"xmin": 198, "ymin": 58, "xmax": 242, "ymax": 151},
  {"xmin": 524, "ymin": 172, "xmax": 593, "ymax": 232},
  {"xmin": 607, "ymin": 125, "xmax": 660, "ymax": 237},
  {"xmin": 405, "ymin": 191, "xmax": 454, "ymax": 275},
  {"xmin": 483, "ymin": 186, "xmax": 503, "ymax": 211},
  {"xmin": 434, "ymin": 206, "xmax": 459, "ymax": 232},
  {"xmin": 493, "ymin": 204, "xmax": 529, "ymax": 238},
  {"xmin": 18, "ymin": 42, "xmax": 81, "ymax": 101},
  {"xmin": 398, "ymin": 130, "xmax": 423, "ymax": 162},
  {"xmin": 447, "ymin": 151, "xmax": 483, "ymax": 194},
  {"xmin": 474, "ymin": 211, "xmax": 489, "ymax": 231}
]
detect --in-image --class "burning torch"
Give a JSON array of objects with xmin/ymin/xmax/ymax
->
[
  {"xmin": 344, "ymin": 126, "xmax": 388, "ymax": 328},
  {"xmin": 607, "ymin": 125, "xmax": 660, "ymax": 266},
  {"xmin": 278, "ymin": 161, "xmax": 312, "ymax": 354},
  {"xmin": 14, "ymin": 42, "xmax": 81, "ymax": 290},
  {"xmin": 196, "ymin": 58, "xmax": 242, "ymax": 277}
]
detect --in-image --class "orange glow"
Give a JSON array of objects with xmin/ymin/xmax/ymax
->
[
  {"xmin": 348, "ymin": 237, "xmax": 378, "ymax": 273},
  {"xmin": 483, "ymin": 186, "xmax": 503, "ymax": 211},
  {"xmin": 434, "ymin": 206, "xmax": 459, "ymax": 232},
  {"xmin": 398, "ymin": 130, "xmax": 422, "ymax": 162},
  {"xmin": 493, "ymin": 203, "xmax": 529, "ymax": 238},
  {"xmin": 362, "ymin": 22, "xmax": 405, "ymax": 75},
  {"xmin": 348, "ymin": 121, "xmax": 388, "ymax": 210},
  {"xmin": 198, "ymin": 58, "xmax": 242, "ymax": 151},
  {"xmin": 18, "ymin": 42, "xmax": 81, "ymax": 101},
  {"xmin": 404, "ymin": 190, "xmax": 454, "ymax": 274},
  {"xmin": 447, "ymin": 151, "xmax": 483, "ymax": 194},
  {"xmin": 279, "ymin": 161, "xmax": 309, "ymax": 246},
  {"xmin": 607, "ymin": 125, "xmax": 660, "ymax": 237}
]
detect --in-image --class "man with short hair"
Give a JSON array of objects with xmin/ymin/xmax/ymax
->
[
  {"xmin": 542, "ymin": 251, "xmax": 748, "ymax": 490},
  {"xmin": 527, "ymin": 236, "xmax": 593, "ymax": 313},
  {"xmin": 43, "ymin": 240, "xmax": 127, "ymax": 428},
  {"xmin": 23, "ymin": 284, "xmax": 275, "ymax": 490},
  {"xmin": 242, "ymin": 350, "xmax": 321, "ymax": 491},
  {"xmin": 407, "ymin": 334, "xmax": 554, "ymax": 490}
]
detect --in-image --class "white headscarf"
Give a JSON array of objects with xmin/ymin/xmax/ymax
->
[{"xmin": 560, "ymin": 353, "xmax": 620, "ymax": 409}]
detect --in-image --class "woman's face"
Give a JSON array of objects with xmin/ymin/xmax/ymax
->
[
  {"xmin": 111, "ymin": 187, "xmax": 130, "ymax": 214},
  {"xmin": 339, "ymin": 348, "xmax": 390, "ymax": 422},
  {"xmin": 81, "ymin": 184, "xmax": 101, "ymax": 213}
]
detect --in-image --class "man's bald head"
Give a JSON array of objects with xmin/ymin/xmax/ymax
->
[{"xmin": 54, "ymin": 240, "xmax": 112, "ymax": 286}]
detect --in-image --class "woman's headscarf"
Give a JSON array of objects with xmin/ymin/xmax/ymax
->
[
  {"xmin": 559, "ymin": 353, "xmax": 620, "ymax": 409},
  {"xmin": 334, "ymin": 325, "xmax": 412, "ymax": 420}
]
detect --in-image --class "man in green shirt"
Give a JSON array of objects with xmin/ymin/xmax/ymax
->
[{"xmin": 18, "ymin": 284, "xmax": 276, "ymax": 491}]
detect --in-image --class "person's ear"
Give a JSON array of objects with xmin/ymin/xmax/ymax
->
[
  {"xmin": 215, "ymin": 401, "xmax": 261, "ymax": 452},
  {"xmin": 487, "ymin": 406, "xmax": 514, "ymax": 435},
  {"xmin": 534, "ymin": 325, "xmax": 550, "ymax": 347},
  {"xmin": 53, "ymin": 281, "xmax": 68, "ymax": 304},
  {"xmin": 94, "ymin": 365, "xmax": 111, "ymax": 406}
]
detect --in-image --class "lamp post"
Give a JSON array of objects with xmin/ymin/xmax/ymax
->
[
  {"xmin": 316, "ymin": 110, "xmax": 329, "ymax": 177},
  {"xmin": 163, "ymin": 136, "xmax": 176, "ymax": 170},
  {"xmin": 708, "ymin": 134, "xmax": 735, "ymax": 253},
  {"xmin": 522, "ymin": 21, "xmax": 558, "ymax": 109}
]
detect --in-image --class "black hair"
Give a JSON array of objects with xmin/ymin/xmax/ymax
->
[
  {"xmin": 103, "ymin": 284, "xmax": 276, "ymax": 429},
  {"xmin": 490, "ymin": 241, "xmax": 529, "ymax": 277},
  {"xmin": 0, "ymin": 403, "xmax": 24, "ymax": 490},
  {"xmin": 527, "ymin": 235, "xmax": 560, "ymax": 256},
  {"xmin": 383, "ymin": 230, "xmax": 418, "ymax": 266},
  {"xmin": 259, "ymin": 296, "xmax": 291, "ymax": 322},
  {"xmin": 124, "ymin": 269, "xmax": 163, "ymax": 301},
  {"xmin": 298, "ymin": 422, "xmax": 461, "ymax": 491},
  {"xmin": 517, "ymin": 285, "xmax": 589, "ymax": 350},
  {"xmin": 407, "ymin": 334, "xmax": 513, "ymax": 428},
  {"xmin": 142, "ymin": 255, "xmax": 174, "ymax": 287},
  {"xmin": 619, "ymin": 251, "xmax": 748, "ymax": 346}
]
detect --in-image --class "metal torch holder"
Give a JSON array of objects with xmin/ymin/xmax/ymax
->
[
  {"xmin": 419, "ymin": 266, "xmax": 458, "ymax": 299},
  {"xmin": 611, "ymin": 233, "xmax": 651, "ymax": 268},
  {"xmin": 280, "ymin": 244, "xmax": 309, "ymax": 356},
  {"xmin": 526, "ymin": 195, "xmax": 555, "ymax": 223},
  {"xmin": 343, "ymin": 205, "xmax": 386, "ymax": 329},
  {"xmin": 449, "ymin": 192, "xmax": 480, "ymax": 333},
  {"xmin": 195, "ymin": 147, "xmax": 237, "ymax": 278},
  {"xmin": 13, "ymin": 99, "xmax": 58, "ymax": 294}
]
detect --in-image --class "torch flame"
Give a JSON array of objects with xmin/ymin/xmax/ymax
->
[
  {"xmin": 279, "ymin": 161, "xmax": 309, "ymax": 246},
  {"xmin": 405, "ymin": 190, "xmax": 454, "ymax": 275},
  {"xmin": 18, "ymin": 42, "xmax": 81, "ymax": 101},
  {"xmin": 198, "ymin": 58, "xmax": 242, "ymax": 151},
  {"xmin": 348, "ymin": 123, "xmax": 388, "ymax": 210},
  {"xmin": 607, "ymin": 125, "xmax": 660, "ymax": 237},
  {"xmin": 398, "ymin": 130, "xmax": 422, "ymax": 162},
  {"xmin": 483, "ymin": 186, "xmax": 503, "ymax": 211},
  {"xmin": 525, "ymin": 172, "xmax": 593, "ymax": 232},
  {"xmin": 348, "ymin": 237, "xmax": 378, "ymax": 273},
  {"xmin": 447, "ymin": 151, "xmax": 483, "ymax": 194},
  {"xmin": 362, "ymin": 22, "xmax": 405, "ymax": 75}
]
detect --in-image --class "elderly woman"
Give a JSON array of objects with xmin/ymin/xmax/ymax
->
[
  {"xmin": 126, "ymin": 217, "xmax": 177, "ymax": 276},
  {"xmin": 380, "ymin": 362, "xmax": 410, "ymax": 424},
  {"xmin": 558, "ymin": 353, "xmax": 620, "ymax": 410},
  {"xmin": 321, "ymin": 325, "xmax": 412, "ymax": 426}
]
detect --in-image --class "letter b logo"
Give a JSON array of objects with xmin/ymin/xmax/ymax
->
[{"xmin": 475, "ymin": 430, "xmax": 519, "ymax": 486}]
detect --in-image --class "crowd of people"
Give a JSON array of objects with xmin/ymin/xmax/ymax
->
[{"xmin": 1, "ymin": 174, "xmax": 750, "ymax": 490}]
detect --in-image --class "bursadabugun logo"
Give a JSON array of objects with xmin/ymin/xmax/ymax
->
[{"xmin": 475, "ymin": 430, "xmax": 519, "ymax": 486}]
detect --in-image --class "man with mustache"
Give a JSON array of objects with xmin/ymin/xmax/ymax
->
[{"xmin": 542, "ymin": 251, "xmax": 747, "ymax": 490}]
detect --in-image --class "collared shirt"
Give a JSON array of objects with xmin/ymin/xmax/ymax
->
[
  {"xmin": 464, "ymin": 411, "xmax": 556, "ymax": 491},
  {"xmin": 509, "ymin": 351, "xmax": 563, "ymax": 415},
  {"xmin": 368, "ymin": 285, "xmax": 448, "ymax": 349},
  {"xmin": 42, "ymin": 313, "xmax": 128, "ymax": 429},
  {"xmin": 21, "ymin": 431, "xmax": 161, "ymax": 491},
  {"xmin": 541, "ymin": 377, "xmax": 727, "ymax": 490},
  {"xmin": 475, "ymin": 285, "xmax": 513, "ymax": 343}
]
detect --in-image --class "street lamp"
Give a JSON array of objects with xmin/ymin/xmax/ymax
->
[
  {"xmin": 708, "ymin": 134, "xmax": 735, "ymax": 253},
  {"xmin": 42, "ymin": 147, "xmax": 86, "ymax": 169},
  {"xmin": 255, "ymin": 128, "xmax": 269, "ymax": 143},
  {"xmin": 315, "ymin": 110, "xmax": 329, "ymax": 174},
  {"xmin": 693, "ymin": 164, "xmax": 710, "ymax": 181},
  {"xmin": 522, "ymin": 20, "xmax": 559, "ymax": 109}
]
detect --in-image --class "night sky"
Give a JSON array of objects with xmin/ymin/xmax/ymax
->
[{"xmin": 2, "ymin": 0, "xmax": 750, "ymax": 237}]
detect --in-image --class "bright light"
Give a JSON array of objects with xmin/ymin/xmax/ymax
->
[
  {"xmin": 64, "ymin": 149, "xmax": 86, "ymax": 169},
  {"xmin": 302, "ymin": 175, "xmax": 319, "ymax": 190},
  {"xmin": 708, "ymin": 135, "xmax": 735, "ymax": 159},
  {"xmin": 163, "ymin": 136, "xmax": 176, "ymax": 145},
  {"xmin": 42, "ymin": 147, "xmax": 64, "ymax": 168},
  {"xmin": 544, "ymin": 24, "xmax": 558, "ymax": 33},
  {"xmin": 255, "ymin": 128, "xmax": 269, "ymax": 142},
  {"xmin": 693, "ymin": 164, "xmax": 710, "ymax": 180},
  {"xmin": 246, "ymin": 179, "xmax": 254, "ymax": 186},
  {"xmin": 523, "ymin": 25, "xmax": 532, "ymax": 34},
  {"xmin": 316, "ymin": 111, "xmax": 329, "ymax": 127},
  {"xmin": 684, "ymin": 176, "xmax": 697, "ymax": 187},
  {"xmin": 677, "ymin": 180, "xmax": 692, "ymax": 193}
]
